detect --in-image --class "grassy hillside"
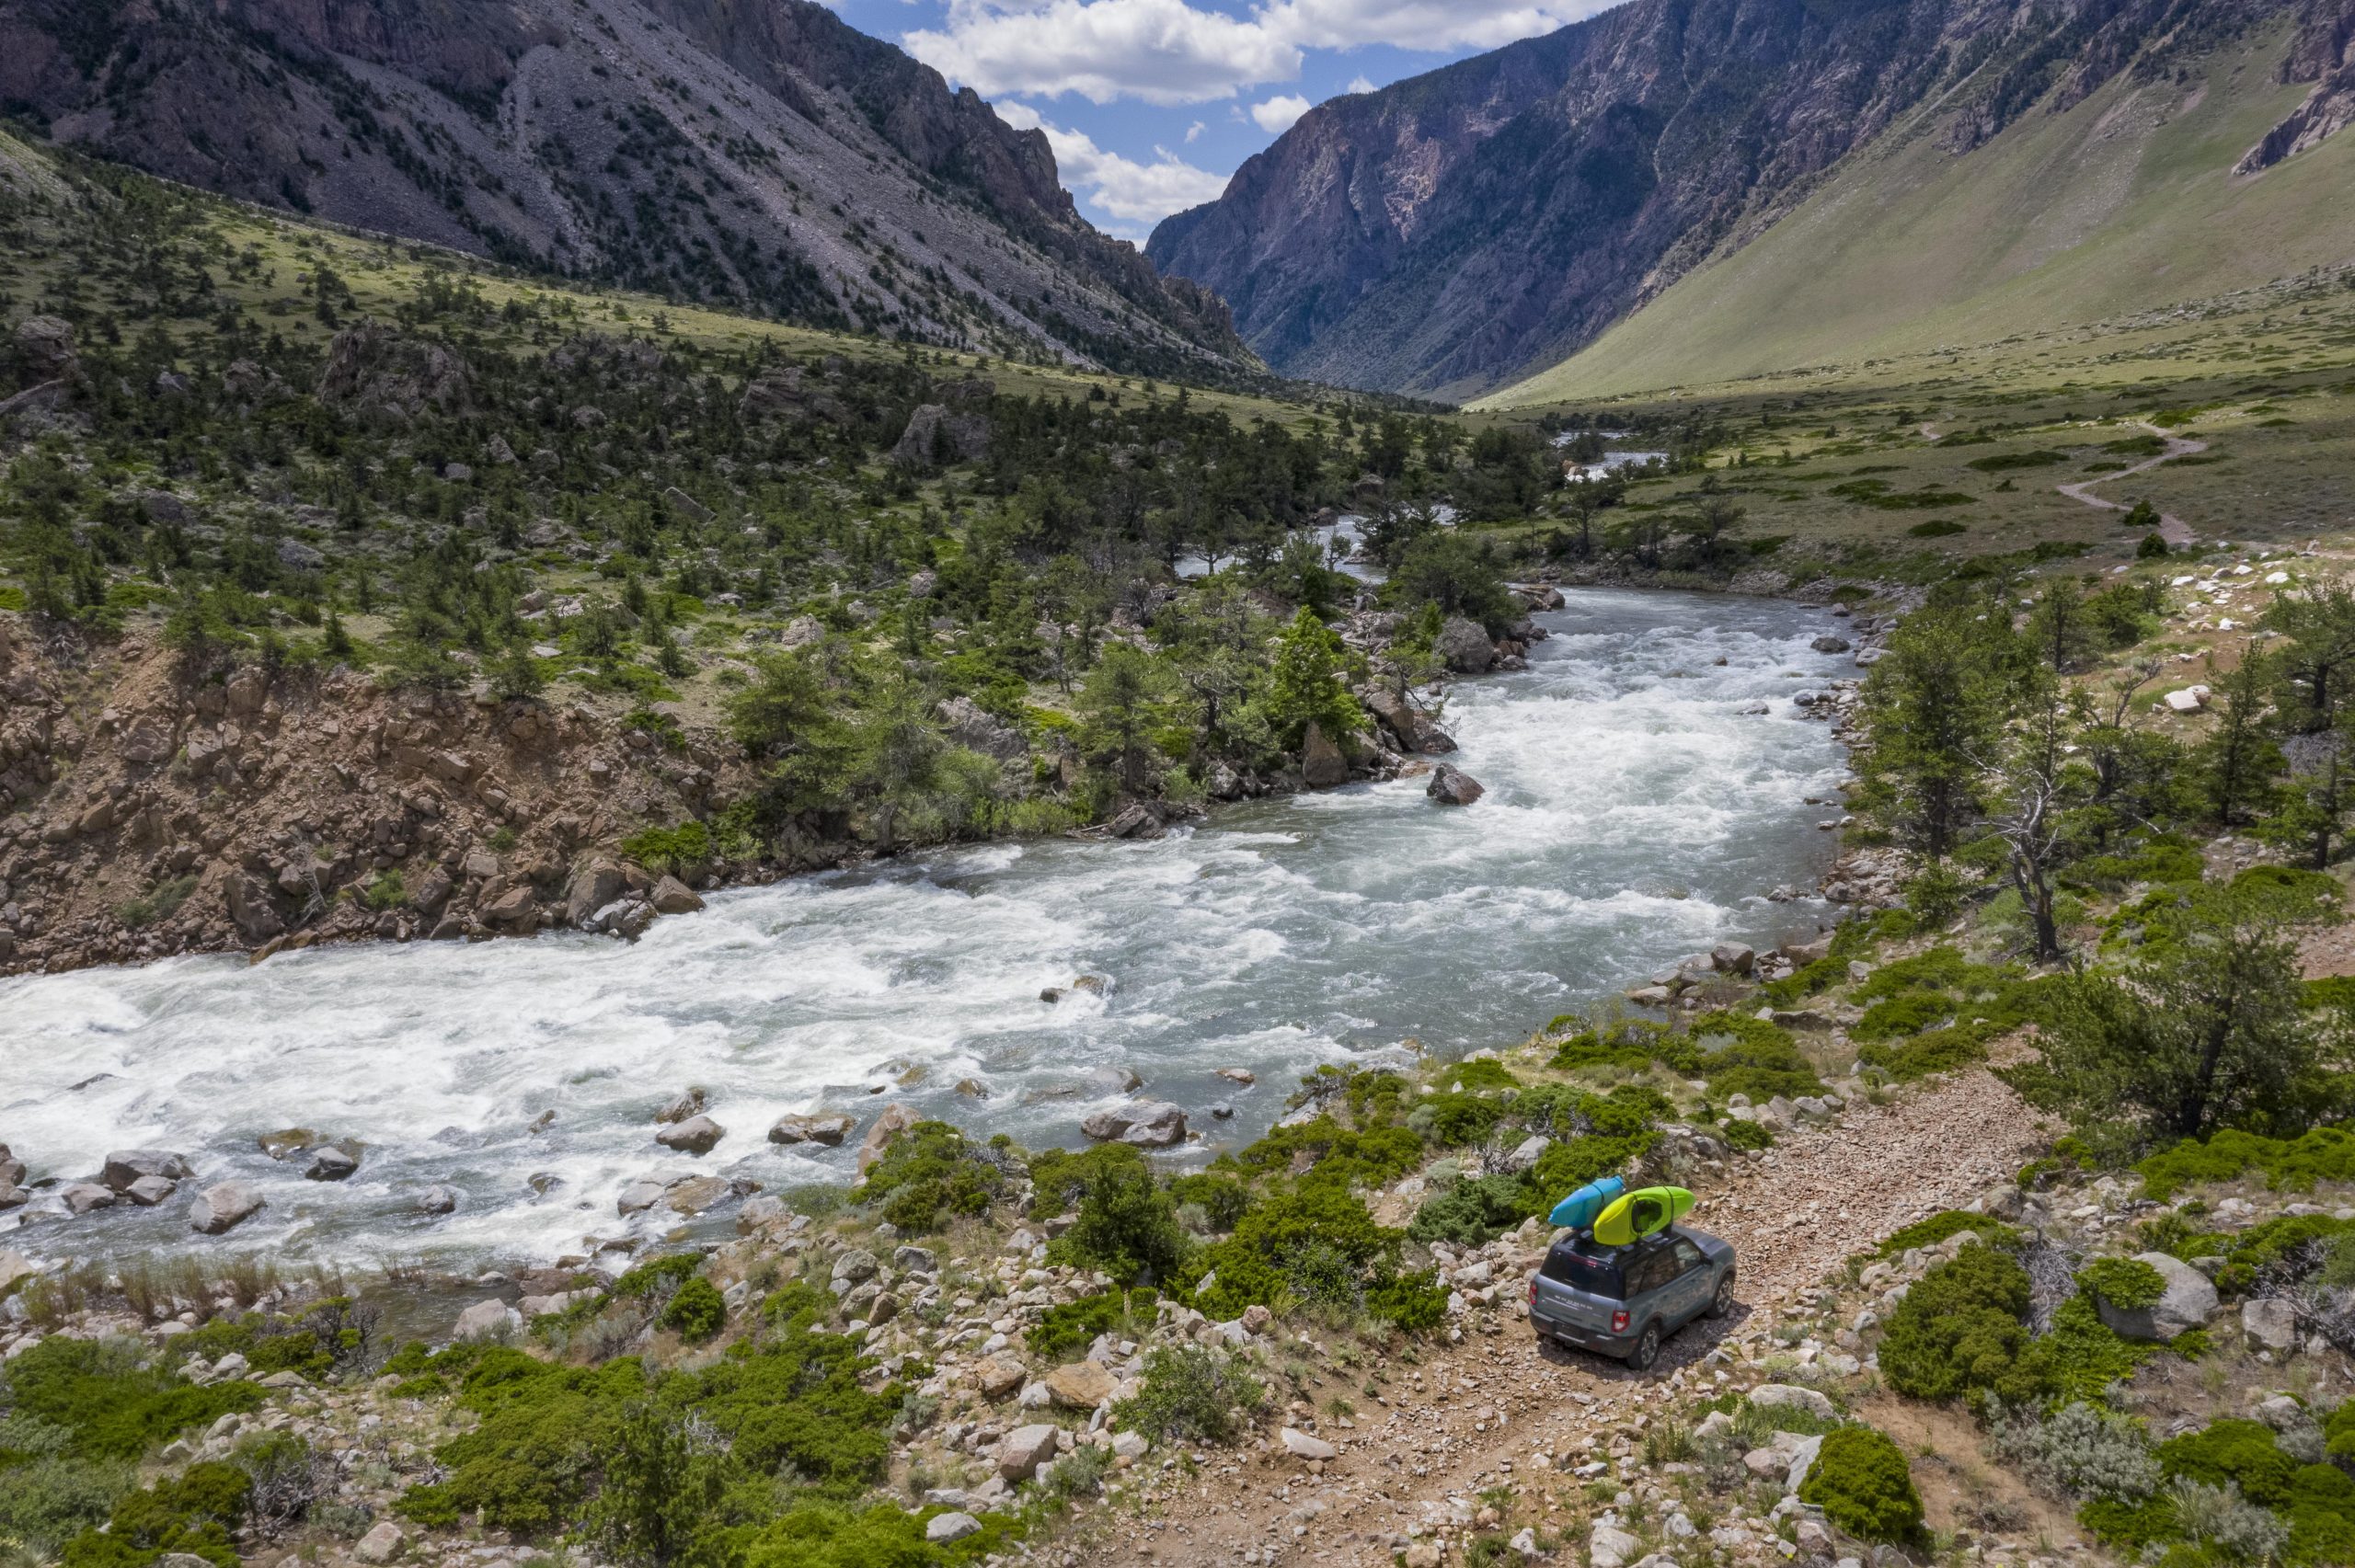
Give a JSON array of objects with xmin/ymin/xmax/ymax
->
[{"xmin": 1485, "ymin": 22, "xmax": 2355, "ymax": 407}]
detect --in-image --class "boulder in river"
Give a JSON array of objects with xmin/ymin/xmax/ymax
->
[
  {"xmin": 305, "ymin": 1147, "xmax": 360, "ymax": 1182},
  {"xmin": 655, "ymin": 1089, "xmax": 707, "ymax": 1125},
  {"xmin": 651, "ymin": 875, "xmax": 706, "ymax": 915},
  {"xmin": 419, "ymin": 1185, "xmax": 460, "ymax": 1215},
  {"xmin": 1301, "ymin": 721, "xmax": 1350, "ymax": 789},
  {"xmin": 126, "ymin": 1174, "xmax": 178, "ymax": 1206},
  {"xmin": 655, "ymin": 1115, "xmax": 725, "ymax": 1156},
  {"xmin": 769, "ymin": 1112, "xmax": 856, "ymax": 1146},
  {"xmin": 1810, "ymin": 635, "xmax": 1853, "ymax": 654},
  {"xmin": 1081, "ymin": 1101, "xmax": 1188, "ymax": 1147},
  {"xmin": 1425, "ymin": 764, "xmax": 1484, "ymax": 806},
  {"xmin": 566, "ymin": 858, "xmax": 626, "ymax": 928},
  {"xmin": 1435, "ymin": 617, "xmax": 1497, "ymax": 674},
  {"xmin": 102, "ymin": 1148, "xmax": 193, "ymax": 1192},
  {"xmin": 63, "ymin": 1182, "xmax": 117, "ymax": 1215},
  {"xmin": 190, "ymin": 1181, "xmax": 265, "ymax": 1235}
]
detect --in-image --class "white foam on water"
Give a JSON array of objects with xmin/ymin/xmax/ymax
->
[{"xmin": 0, "ymin": 588, "xmax": 1855, "ymax": 1268}]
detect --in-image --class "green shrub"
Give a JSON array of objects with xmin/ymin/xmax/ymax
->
[
  {"xmin": 61, "ymin": 1461, "xmax": 250, "ymax": 1568},
  {"xmin": 0, "ymin": 1336, "xmax": 263, "ymax": 1461},
  {"xmin": 2044, "ymin": 1293, "xmax": 2154, "ymax": 1402},
  {"xmin": 739, "ymin": 1500, "xmax": 1014, "ymax": 1567},
  {"xmin": 854, "ymin": 1121, "xmax": 1006, "ymax": 1234},
  {"xmin": 1408, "ymin": 1174, "xmax": 1530, "ymax": 1247},
  {"xmin": 1720, "ymin": 1116, "xmax": 1774, "ymax": 1151},
  {"xmin": 658, "ymin": 1276, "xmax": 725, "ymax": 1343},
  {"xmin": 1798, "ymin": 1426, "xmax": 1924, "ymax": 1543},
  {"xmin": 1853, "ymin": 991, "xmax": 1953, "ymax": 1041},
  {"xmin": 2077, "ymin": 1257, "xmax": 2165, "ymax": 1310},
  {"xmin": 1859, "ymin": 1026, "xmax": 1989, "ymax": 1082},
  {"xmin": 1028, "ymin": 1289, "xmax": 1157, "ymax": 1363},
  {"xmin": 1686, "ymin": 1012, "xmax": 1826, "ymax": 1102},
  {"xmin": 1363, "ymin": 1269, "xmax": 1449, "ymax": 1333},
  {"xmin": 1873, "ymin": 1210, "xmax": 2018, "ymax": 1259},
  {"xmin": 2137, "ymin": 1127, "xmax": 2355, "ymax": 1202},
  {"xmin": 619, "ymin": 819, "xmax": 712, "ymax": 874},
  {"xmin": 1112, "ymin": 1346, "xmax": 1263, "ymax": 1447},
  {"xmin": 1878, "ymin": 1244, "xmax": 2055, "ymax": 1405},
  {"xmin": 1038, "ymin": 1146, "xmax": 1188, "ymax": 1285}
]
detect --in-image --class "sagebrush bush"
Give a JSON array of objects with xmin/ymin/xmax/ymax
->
[
  {"xmin": 1985, "ymin": 1399, "xmax": 2158, "ymax": 1501},
  {"xmin": 1798, "ymin": 1426, "xmax": 1924, "ymax": 1543},
  {"xmin": 2167, "ymin": 1478, "xmax": 2291, "ymax": 1561},
  {"xmin": 852, "ymin": 1120, "xmax": 1006, "ymax": 1233}
]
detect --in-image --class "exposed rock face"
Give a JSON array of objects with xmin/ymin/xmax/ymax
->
[
  {"xmin": 1148, "ymin": 0, "xmax": 2330, "ymax": 396},
  {"xmin": 770, "ymin": 1112, "xmax": 856, "ymax": 1146},
  {"xmin": 1300, "ymin": 722, "xmax": 1350, "ymax": 789},
  {"xmin": 0, "ymin": 0, "xmax": 1251, "ymax": 380},
  {"xmin": 890, "ymin": 405, "xmax": 991, "ymax": 469},
  {"xmin": 316, "ymin": 326, "xmax": 473, "ymax": 424}
]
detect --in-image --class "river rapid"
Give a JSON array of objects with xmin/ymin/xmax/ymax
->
[{"xmin": 0, "ymin": 589, "xmax": 1855, "ymax": 1271}]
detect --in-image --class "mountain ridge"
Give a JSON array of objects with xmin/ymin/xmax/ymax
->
[
  {"xmin": 1148, "ymin": 0, "xmax": 2355, "ymax": 401},
  {"xmin": 0, "ymin": 0, "xmax": 1254, "ymax": 381}
]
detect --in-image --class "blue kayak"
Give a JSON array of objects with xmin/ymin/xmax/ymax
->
[{"xmin": 1547, "ymin": 1174, "xmax": 1626, "ymax": 1230}]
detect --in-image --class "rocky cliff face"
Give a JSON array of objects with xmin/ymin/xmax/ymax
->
[
  {"xmin": 0, "ymin": 0, "xmax": 1249, "ymax": 380},
  {"xmin": 1147, "ymin": 0, "xmax": 2333, "ymax": 399}
]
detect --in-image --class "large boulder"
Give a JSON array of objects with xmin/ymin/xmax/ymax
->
[
  {"xmin": 1435, "ymin": 617, "xmax": 1497, "ymax": 674},
  {"xmin": 996, "ymin": 1424, "xmax": 1062, "ymax": 1482},
  {"xmin": 1081, "ymin": 1101, "xmax": 1188, "ymax": 1148},
  {"xmin": 102, "ymin": 1149, "xmax": 193, "ymax": 1192},
  {"xmin": 655, "ymin": 1116, "xmax": 726, "ymax": 1156},
  {"xmin": 565, "ymin": 859, "xmax": 626, "ymax": 927},
  {"xmin": 2244, "ymin": 1297, "xmax": 2299, "ymax": 1355},
  {"xmin": 15, "ymin": 315, "xmax": 77, "ymax": 375},
  {"xmin": 937, "ymin": 696, "xmax": 1028, "ymax": 763},
  {"xmin": 890, "ymin": 404, "xmax": 991, "ymax": 469},
  {"xmin": 1425, "ymin": 764, "xmax": 1484, "ymax": 806},
  {"xmin": 1361, "ymin": 688, "xmax": 1422, "ymax": 750},
  {"xmin": 769, "ymin": 1112, "xmax": 856, "ymax": 1147},
  {"xmin": 190, "ymin": 1182, "xmax": 265, "ymax": 1235},
  {"xmin": 650, "ymin": 876, "xmax": 706, "ymax": 915},
  {"xmin": 1041, "ymin": 1361, "xmax": 1118, "ymax": 1409},
  {"xmin": 2093, "ymin": 1253, "xmax": 2220, "ymax": 1341},
  {"xmin": 1301, "ymin": 721, "xmax": 1350, "ymax": 788}
]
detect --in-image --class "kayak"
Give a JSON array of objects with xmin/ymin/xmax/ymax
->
[
  {"xmin": 1547, "ymin": 1175, "xmax": 1626, "ymax": 1231},
  {"xmin": 1592, "ymin": 1185, "xmax": 1695, "ymax": 1246}
]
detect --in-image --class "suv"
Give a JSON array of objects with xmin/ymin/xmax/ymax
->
[{"xmin": 1526, "ymin": 1226, "xmax": 1736, "ymax": 1371}]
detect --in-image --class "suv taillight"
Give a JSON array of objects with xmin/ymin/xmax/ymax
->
[
  {"xmin": 1611, "ymin": 1309, "xmax": 1630, "ymax": 1333},
  {"xmin": 1527, "ymin": 1278, "xmax": 1538, "ymax": 1308}
]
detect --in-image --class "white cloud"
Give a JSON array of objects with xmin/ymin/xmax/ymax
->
[
  {"xmin": 996, "ymin": 100, "xmax": 1232, "ymax": 227},
  {"xmin": 1249, "ymin": 93, "xmax": 1311, "ymax": 132},
  {"xmin": 905, "ymin": 0, "xmax": 1622, "ymax": 105},
  {"xmin": 1346, "ymin": 74, "xmax": 1375, "ymax": 94},
  {"xmin": 907, "ymin": 0, "xmax": 1301, "ymax": 105},
  {"xmin": 1185, "ymin": 119, "xmax": 1206, "ymax": 142}
]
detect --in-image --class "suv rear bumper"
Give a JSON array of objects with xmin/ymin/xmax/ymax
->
[{"xmin": 1531, "ymin": 1311, "xmax": 1634, "ymax": 1359}]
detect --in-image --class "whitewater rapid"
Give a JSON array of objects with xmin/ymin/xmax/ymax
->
[{"xmin": 0, "ymin": 589, "xmax": 1855, "ymax": 1268}]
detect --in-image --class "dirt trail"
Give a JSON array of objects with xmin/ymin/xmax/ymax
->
[
  {"xmin": 2055, "ymin": 420, "xmax": 2204, "ymax": 547},
  {"xmin": 1091, "ymin": 1068, "xmax": 2054, "ymax": 1565}
]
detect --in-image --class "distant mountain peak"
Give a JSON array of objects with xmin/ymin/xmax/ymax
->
[{"xmin": 0, "ymin": 0, "xmax": 1253, "ymax": 380}]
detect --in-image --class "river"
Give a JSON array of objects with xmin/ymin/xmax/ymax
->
[{"xmin": 0, "ymin": 589, "xmax": 1855, "ymax": 1271}]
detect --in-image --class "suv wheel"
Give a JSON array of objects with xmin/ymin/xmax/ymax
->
[
  {"xmin": 1708, "ymin": 1272, "xmax": 1736, "ymax": 1318},
  {"xmin": 1627, "ymin": 1322, "xmax": 1660, "ymax": 1372}
]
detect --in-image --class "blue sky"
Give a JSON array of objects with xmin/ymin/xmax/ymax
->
[{"xmin": 825, "ymin": 0, "xmax": 1625, "ymax": 241}]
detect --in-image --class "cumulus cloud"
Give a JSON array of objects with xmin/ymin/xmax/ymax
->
[
  {"xmin": 1248, "ymin": 93, "xmax": 1312, "ymax": 132},
  {"xmin": 906, "ymin": 0, "xmax": 1622, "ymax": 104},
  {"xmin": 907, "ymin": 0, "xmax": 1301, "ymax": 105},
  {"xmin": 996, "ymin": 100, "xmax": 1232, "ymax": 227}
]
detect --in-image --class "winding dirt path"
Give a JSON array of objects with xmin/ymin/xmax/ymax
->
[
  {"xmin": 1087, "ymin": 1069, "xmax": 2056, "ymax": 1565},
  {"xmin": 2055, "ymin": 421, "xmax": 2204, "ymax": 547}
]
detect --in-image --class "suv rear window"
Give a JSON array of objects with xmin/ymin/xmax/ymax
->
[{"xmin": 1539, "ymin": 1246, "xmax": 1625, "ymax": 1299}]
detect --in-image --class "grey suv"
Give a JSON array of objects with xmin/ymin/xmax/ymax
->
[{"xmin": 1525, "ymin": 1226, "xmax": 1736, "ymax": 1371}]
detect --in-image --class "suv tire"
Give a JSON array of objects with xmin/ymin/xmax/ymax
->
[
  {"xmin": 1708, "ymin": 1272, "xmax": 1736, "ymax": 1318},
  {"xmin": 1627, "ymin": 1322, "xmax": 1660, "ymax": 1372}
]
